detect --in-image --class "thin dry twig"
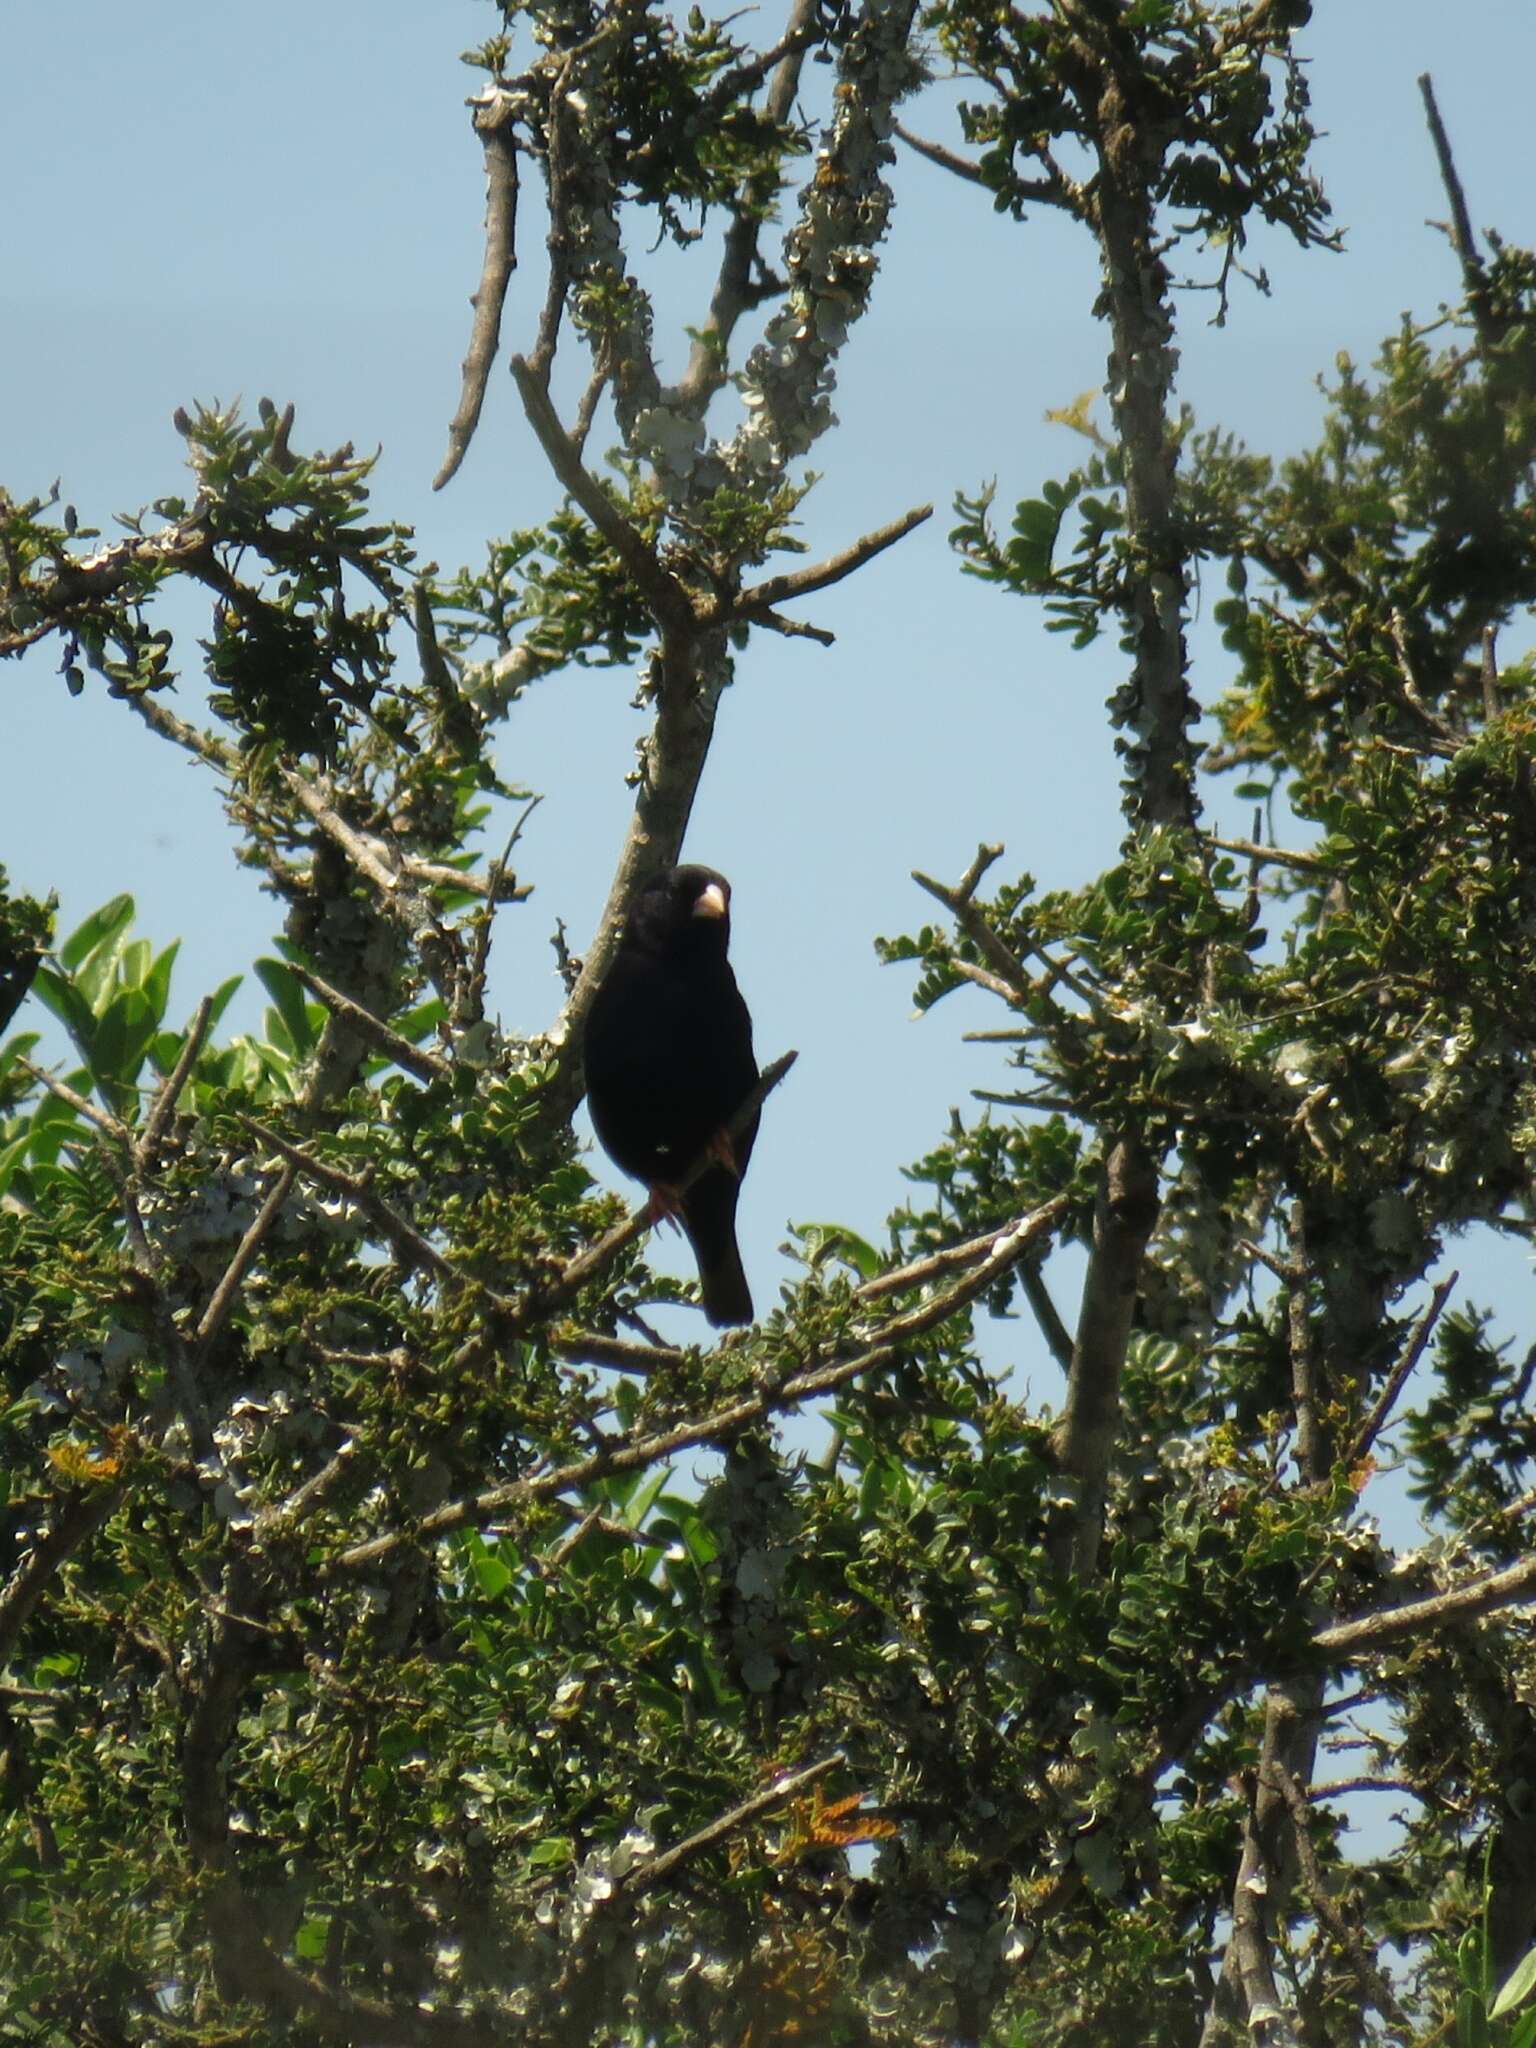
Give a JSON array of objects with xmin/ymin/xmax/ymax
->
[
  {"xmin": 619, "ymin": 1753, "xmax": 845, "ymax": 1898},
  {"xmin": 16, "ymin": 1059, "xmax": 130, "ymax": 1145},
  {"xmin": 192, "ymin": 1164, "xmax": 298, "ymax": 1355},
  {"xmin": 1349, "ymin": 1272, "xmax": 1458, "ymax": 1465},
  {"xmin": 136, "ymin": 996, "xmax": 214, "ymax": 1174},
  {"xmin": 291, "ymin": 966, "xmax": 450, "ymax": 1084},
  {"xmin": 735, "ymin": 503, "xmax": 932, "ymax": 619}
]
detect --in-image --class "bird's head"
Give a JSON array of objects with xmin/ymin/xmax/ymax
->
[{"xmin": 627, "ymin": 864, "xmax": 735, "ymax": 957}]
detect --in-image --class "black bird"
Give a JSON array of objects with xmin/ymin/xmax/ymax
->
[{"xmin": 583, "ymin": 865, "xmax": 759, "ymax": 1327}]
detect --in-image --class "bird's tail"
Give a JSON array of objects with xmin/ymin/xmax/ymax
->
[{"xmin": 684, "ymin": 1173, "xmax": 753, "ymax": 1328}]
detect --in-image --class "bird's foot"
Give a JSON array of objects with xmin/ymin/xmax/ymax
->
[
  {"xmin": 707, "ymin": 1129, "xmax": 740, "ymax": 1180},
  {"xmin": 647, "ymin": 1183, "xmax": 684, "ymax": 1233}
]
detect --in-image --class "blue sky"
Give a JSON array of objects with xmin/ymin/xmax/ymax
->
[{"xmin": 5, "ymin": 0, "xmax": 1536, "ymax": 1365}]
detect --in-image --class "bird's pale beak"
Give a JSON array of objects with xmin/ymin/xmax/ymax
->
[{"xmin": 693, "ymin": 883, "xmax": 728, "ymax": 919}]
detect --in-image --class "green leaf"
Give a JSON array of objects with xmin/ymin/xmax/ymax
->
[
  {"xmin": 59, "ymin": 895, "xmax": 135, "ymax": 974},
  {"xmin": 293, "ymin": 1914, "xmax": 331, "ymax": 1961},
  {"xmin": 797, "ymin": 1220, "xmax": 882, "ymax": 1280},
  {"xmin": 29, "ymin": 965, "xmax": 98, "ymax": 1059},
  {"xmin": 1489, "ymin": 1942, "xmax": 1536, "ymax": 2020},
  {"xmin": 256, "ymin": 957, "xmax": 318, "ymax": 1055}
]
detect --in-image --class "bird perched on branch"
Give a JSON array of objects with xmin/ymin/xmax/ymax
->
[{"xmin": 583, "ymin": 865, "xmax": 760, "ymax": 1327}]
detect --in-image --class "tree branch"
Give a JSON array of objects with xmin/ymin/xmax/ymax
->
[
  {"xmin": 619, "ymin": 1753, "xmax": 844, "ymax": 1898},
  {"xmin": 1349, "ymin": 1271, "xmax": 1457, "ymax": 1465},
  {"xmin": 1048, "ymin": 1135, "xmax": 1160, "ymax": 1579},
  {"xmin": 136, "ymin": 995, "xmax": 214, "ymax": 1174},
  {"xmin": 435, "ymin": 91, "xmax": 520, "ymax": 491},
  {"xmin": 734, "ymin": 502, "xmax": 932, "ymax": 619},
  {"xmin": 292, "ymin": 965, "xmax": 450, "ymax": 1083},
  {"xmin": 510, "ymin": 358, "xmax": 695, "ymax": 634},
  {"xmin": 331, "ymin": 1195, "xmax": 1066, "ymax": 1573}
]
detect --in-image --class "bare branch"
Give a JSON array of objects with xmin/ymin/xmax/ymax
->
[
  {"xmin": 1349, "ymin": 1271, "xmax": 1457, "ymax": 1465},
  {"xmin": 894, "ymin": 121, "xmax": 988, "ymax": 184},
  {"xmin": 292, "ymin": 965, "xmax": 450, "ymax": 1084},
  {"xmin": 1048, "ymin": 1136, "xmax": 1160, "ymax": 1579},
  {"xmin": 1205, "ymin": 834, "xmax": 1327, "ymax": 876},
  {"xmin": 619, "ymin": 1753, "xmax": 845, "ymax": 1899},
  {"xmin": 735, "ymin": 503, "xmax": 932, "ymax": 618},
  {"xmin": 1419, "ymin": 72, "xmax": 1495, "ymax": 344},
  {"xmin": 15, "ymin": 1058, "xmax": 130, "ymax": 1145},
  {"xmin": 511, "ymin": 357, "xmax": 694, "ymax": 632},
  {"xmin": 136, "ymin": 995, "xmax": 214, "ymax": 1175},
  {"xmin": 1314, "ymin": 1551, "xmax": 1536, "ymax": 1658},
  {"xmin": 912, "ymin": 848, "xmax": 1035, "ymax": 1006},
  {"xmin": 554, "ymin": 1329, "xmax": 687, "ymax": 1376},
  {"xmin": 1019, "ymin": 1260, "xmax": 1074, "ymax": 1371},
  {"xmin": 192, "ymin": 1163, "xmax": 298, "ymax": 1355},
  {"xmin": 435, "ymin": 91, "xmax": 520, "ymax": 491}
]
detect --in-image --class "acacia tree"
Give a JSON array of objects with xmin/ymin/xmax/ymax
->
[{"xmin": 4, "ymin": 3, "xmax": 1536, "ymax": 2044}]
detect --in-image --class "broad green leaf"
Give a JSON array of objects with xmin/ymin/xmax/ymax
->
[
  {"xmin": 1490, "ymin": 1943, "xmax": 1536, "ymax": 2020},
  {"xmin": 256, "ymin": 957, "xmax": 318, "ymax": 1055},
  {"xmin": 59, "ymin": 895, "xmax": 134, "ymax": 973}
]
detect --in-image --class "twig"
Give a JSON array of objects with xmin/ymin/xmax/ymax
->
[
  {"xmin": 751, "ymin": 606, "xmax": 837, "ymax": 647},
  {"xmin": 913, "ymin": 849, "xmax": 1034, "ymax": 1006},
  {"xmin": 136, "ymin": 995, "xmax": 214, "ymax": 1173},
  {"xmin": 554, "ymin": 1329, "xmax": 687, "ymax": 1376},
  {"xmin": 331, "ymin": 1195, "xmax": 1066, "ymax": 1573},
  {"xmin": 15, "ymin": 1059, "xmax": 130, "ymax": 1145},
  {"xmin": 1205, "ymin": 835, "xmax": 1327, "ymax": 876},
  {"xmin": 291, "ymin": 966, "xmax": 450, "ymax": 1084},
  {"xmin": 1315, "ymin": 1551, "xmax": 1536, "ymax": 1658},
  {"xmin": 1019, "ymin": 1260, "xmax": 1074, "ymax": 1372},
  {"xmin": 237, "ymin": 1116, "xmax": 481, "ymax": 1298},
  {"xmin": 618, "ymin": 1754, "xmax": 845, "ymax": 1898},
  {"xmin": 401, "ymin": 856, "xmax": 532, "ymax": 902},
  {"xmin": 435, "ymin": 91, "xmax": 520, "ymax": 490},
  {"xmin": 735, "ymin": 503, "xmax": 932, "ymax": 617},
  {"xmin": 894, "ymin": 122, "xmax": 987, "ymax": 184},
  {"xmin": 1262, "ymin": 1760, "xmax": 1406, "ymax": 2025},
  {"xmin": 1349, "ymin": 1272, "xmax": 1457, "ymax": 1464},
  {"xmin": 192, "ymin": 1163, "xmax": 298, "ymax": 1354},
  {"xmin": 284, "ymin": 772, "xmax": 404, "ymax": 900},
  {"xmin": 510, "ymin": 357, "xmax": 693, "ymax": 632},
  {"xmin": 1418, "ymin": 72, "xmax": 1495, "ymax": 344},
  {"xmin": 856, "ymin": 1212, "xmax": 1028, "ymax": 1301},
  {"xmin": 467, "ymin": 795, "xmax": 542, "ymax": 1024},
  {"xmin": 1389, "ymin": 607, "xmax": 1457, "ymax": 740}
]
